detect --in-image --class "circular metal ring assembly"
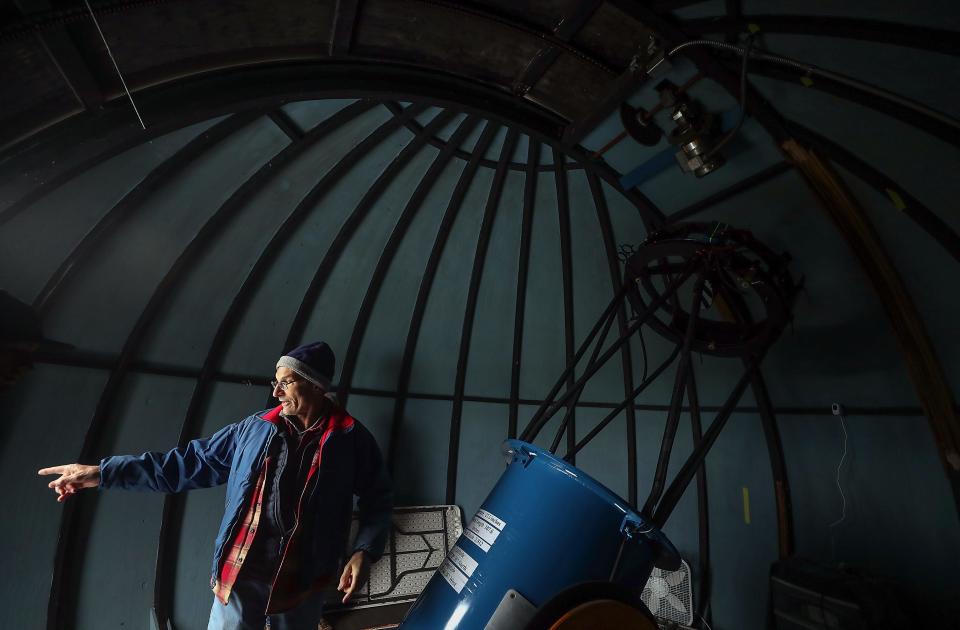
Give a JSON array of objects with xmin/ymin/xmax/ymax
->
[{"xmin": 625, "ymin": 221, "xmax": 798, "ymax": 357}]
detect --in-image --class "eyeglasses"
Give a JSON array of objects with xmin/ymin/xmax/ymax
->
[{"xmin": 270, "ymin": 379, "xmax": 298, "ymax": 391}]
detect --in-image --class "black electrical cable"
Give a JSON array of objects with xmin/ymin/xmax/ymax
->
[{"xmin": 704, "ymin": 34, "xmax": 755, "ymax": 159}]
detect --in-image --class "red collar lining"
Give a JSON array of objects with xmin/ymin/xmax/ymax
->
[{"xmin": 260, "ymin": 404, "xmax": 355, "ymax": 433}]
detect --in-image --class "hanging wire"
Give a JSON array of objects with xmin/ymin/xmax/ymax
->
[
  {"xmin": 828, "ymin": 410, "xmax": 849, "ymax": 529},
  {"xmin": 83, "ymin": 0, "xmax": 146, "ymax": 129}
]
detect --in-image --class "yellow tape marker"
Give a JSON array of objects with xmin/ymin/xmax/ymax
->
[
  {"xmin": 800, "ymin": 76, "xmax": 814, "ymax": 88},
  {"xmin": 885, "ymin": 188, "xmax": 907, "ymax": 211},
  {"xmin": 742, "ymin": 486, "xmax": 752, "ymax": 525},
  {"xmin": 747, "ymin": 23, "xmax": 761, "ymax": 34}
]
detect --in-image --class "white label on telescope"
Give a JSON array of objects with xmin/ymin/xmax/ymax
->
[
  {"xmin": 462, "ymin": 527, "xmax": 491, "ymax": 552},
  {"xmin": 439, "ymin": 558, "xmax": 468, "ymax": 593},
  {"xmin": 477, "ymin": 508, "xmax": 506, "ymax": 530},
  {"xmin": 449, "ymin": 545, "xmax": 478, "ymax": 577},
  {"xmin": 468, "ymin": 516, "xmax": 501, "ymax": 546}
]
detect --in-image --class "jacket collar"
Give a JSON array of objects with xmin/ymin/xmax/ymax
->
[{"xmin": 259, "ymin": 404, "xmax": 355, "ymax": 433}]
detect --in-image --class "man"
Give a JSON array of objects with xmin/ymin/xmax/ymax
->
[{"xmin": 39, "ymin": 341, "xmax": 393, "ymax": 630}]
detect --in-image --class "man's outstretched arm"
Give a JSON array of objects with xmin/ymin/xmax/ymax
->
[
  {"xmin": 39, "ymin": 421, "xmax": 240, "ymax": 500},
  {"xmin": 38, "ymin": 463, "xmax": 99, "ymax": 502}
]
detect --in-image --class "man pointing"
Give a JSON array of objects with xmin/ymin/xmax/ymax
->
[{"xmin": 40, "ymin": 341, "xmax": 393, "ymax": 630}]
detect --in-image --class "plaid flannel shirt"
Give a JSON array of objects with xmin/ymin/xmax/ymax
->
[{"xmin": 213, "ymin": 410, "xmax": 349, "ymax": 611}]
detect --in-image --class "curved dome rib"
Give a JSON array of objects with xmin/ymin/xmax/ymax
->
[
  {"xmin": 552, "ymin": 148, "xmax": 578, "ymax": 460},
  {"xmin": 286, "ymin": 107, "xmax": 459, "ymax": 405},
  {"xmin": 338, "ymin": 114, "xmax": 483, "ymax": 405},
  {"xmin": 266, "ymin": 109, "xmax": 306, "ymax": 142},
  {"xmin": 588, "ymin": 170, "xmax": 640, "ymax": 504},
  {"xmin": 786, "ymin": 121, "xmax": 960, "ymax": 265},
  {"xmin": 507, "ymin": 140, "xmax": 542, "ymax": 440},
  {"xmin": 446, "ymin": 128, "xmax": 520, "ymax": 504},
  {"xmin": 387, "ymin": 101, "xmax": 580, "ymax": 173},
  {"xmin": 380, "ymin": 100, "xmax": 667, "ymax": 231},
  {"xmin": 746, "ymin": 62, "xmax": 960, "ymax": 147},
  {"xmin": 0, "ymin": 107, "xmax": 257, "ymax": 229},
  {"xmin": 680, "ymin": 15, "xmax": 960, "ymax": 56},
  {"xmin": 749, "ymin": 368, "xmax": 794, "ymax": 560},
  {"xmin": 389, "ymin": 120, "xmax": 502, "ymax": 472},
  {"xmin": 667, "ymin": 161, "xmax": 793, "ymax": 223},
  {"xmin": 32, "ymin": 113, "xmax": 256, "ymax": 315}
]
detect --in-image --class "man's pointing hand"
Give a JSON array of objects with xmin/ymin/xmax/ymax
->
[{"xmin": 38, "ymin": 464, "xmax": 100, "ymax": 502}]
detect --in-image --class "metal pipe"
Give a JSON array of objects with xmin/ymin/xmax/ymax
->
[
  {"xmin": 554, "ymin": 148, "xmax": 578, "ymax": 462},
  {"xmin": 652, "ymin": 358, "xmax": 758, "ymax": 527},
  {"xmin": 751, "ymin": 366, "xmax": 795, "ymax": 559},
  {"xmin": 642, "ymin": 274, "xmax": 706, "ymax": 515},
  {"xmin": 687, "ymin": 369, "xmax": 713, "ymax": 627},
  {"xmin": 519, "ymin": 279, "xmax": 634, "ymax": 441},
  {"xmin": 548, "ymin": 292, "xmax": 619, "ymax": 453},
  {"xmin": 564, "ymin": 346, "xmax": 681, "ymax": 461},
  {"xmin": 524, "ymin": 260, "xmax": 698, "ymax": 443},
  {"xmin": 589, "ymin": 171, "xmax": 641, "ymax": 504}
]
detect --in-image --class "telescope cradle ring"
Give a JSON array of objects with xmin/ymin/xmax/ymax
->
[{"xmin": 624, "ymin": 221, "xmax": 798, "ymax": 358}]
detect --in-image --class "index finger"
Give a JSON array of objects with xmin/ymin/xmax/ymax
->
[{"xmin": 38, "ymin": 466, "xmax": 67, "ymax": 476}]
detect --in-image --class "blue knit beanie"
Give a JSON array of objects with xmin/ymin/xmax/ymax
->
[{"xmin": 276, "ymin": 341, "xmax": 335, "ymax": 392}]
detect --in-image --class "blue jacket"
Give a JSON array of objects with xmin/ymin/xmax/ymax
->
[{"xmin": 99, "ymin": 404, "xmax": 393, "ymax": 592}]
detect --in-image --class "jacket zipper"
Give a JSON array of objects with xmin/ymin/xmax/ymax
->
[
  {"xmin": 266, "ymin": 427, "xmax": 334, "ymax": 610},
  {"xmin": 276, "ymin": 429, "xmax": 315, "ymax": 537},
  {"xmin": 273, "ymin": 433, "xmax": 289, "ymax": 535}
]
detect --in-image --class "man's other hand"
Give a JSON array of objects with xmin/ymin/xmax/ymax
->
[
  {"xmin": 38, "ymin": 463, "xmax": 100, "ymax": 502},
  {"xmin": 337, "ymin": 550, "xmax": 370, "ymax": 604}
]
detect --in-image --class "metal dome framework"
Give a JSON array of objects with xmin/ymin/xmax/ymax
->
[
  {"xmin": 2, "ymin": 1, "xmax": 959, "ymax": 628},
  {"xmin": 10, "ymin": 93, "xmax": 690, "ymax": 630}
]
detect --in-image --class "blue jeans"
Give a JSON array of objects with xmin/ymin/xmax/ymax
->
[{"xmin": 207, "ymin": 578, "xmax": 326, "ymax": 630}]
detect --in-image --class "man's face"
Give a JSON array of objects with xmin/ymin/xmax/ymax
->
[{"xmin": 273, "ymin": 367, "xmax": 323, "ymax": 417}]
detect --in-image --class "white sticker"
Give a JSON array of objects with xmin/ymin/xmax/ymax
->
[
  {"xmin": 439, "ymin": 558, "xmax": 468, "ymax": 593},
  {"xmin": 468, "ymin": 516, "xmax": 501, "ymax": 546},
  {"xmin": 463, "ymin": 527, "xmax": 491, "ymax": 552},
  {"xmin": 448, "ymin": 545, "xmax": 478, "ymax": 577},
  {"xmin": 477, "ymin": 508, "xmax": 506, "ymax": 531}
]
